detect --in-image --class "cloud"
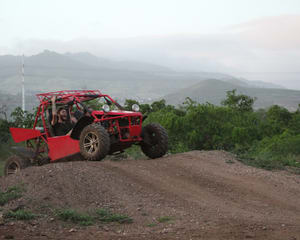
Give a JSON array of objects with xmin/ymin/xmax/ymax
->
[
  {"xmin": 2, "ymin": 15, "xmax": 300, "ymax": 88},
  {"xmin": 229, "ymin": 15, "xmax": 300, "ymax": 50}
]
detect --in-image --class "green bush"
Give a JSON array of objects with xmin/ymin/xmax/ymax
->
[
  {"xmin": 4, "ymin": 209, "xmax": 36, "ymax": 220},
  {"xmin": 56, "ymin": 208, "xmax": 133, "ymax": 225},
  {"xmin": 56, "ymin": 209, "xmax": 94, "ymax": 226},
  {"xmin": 157, "ymin": 216, "xmax": 172, "ymax": 223},
  {"xmin": 142, "ymin": 94, "xmax": 300, "ymax": 171},
  {"xmin": 0, "ymin": 185, "xmax": 24, "ymax": 206},
  {"xmin": 96, "ymin": 208, "xmax": 133, "ymax": 224},
  {"xmin": 145, "ymin": 102, "xmax": 260, "ymax": 153},
  {"xmin": 0, "ymin": 119, "xmax": 10, "ymax": 143},
  {"xmin": 241, "ymin": 132, "xmax": 300, "ymax": 169}
]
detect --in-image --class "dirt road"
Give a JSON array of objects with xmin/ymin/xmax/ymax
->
[{"xmin": 0, "ymin": 150, "xmax": 300, "ymax": 239}]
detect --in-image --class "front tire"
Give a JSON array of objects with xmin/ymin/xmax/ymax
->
[
  {"xmin": 79, "ymin": 123, "xmax": 110, "ymax": 161},
  {"xmin": 141, "ymin": 123, "xmax": 168, "ymax": 159},
  {"xmin": 4, "ymin": 155, "xmax": 31, "ymax": 176}
]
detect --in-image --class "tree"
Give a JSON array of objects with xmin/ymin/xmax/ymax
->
[
  {"xmin": 0, "ymin": 119, "xmax": 10, "ymax": 143},
  {"xmin": 0, "ymin": 104, "xmax": 8, "ymax": 121},
  {"xmin": 140, "ymin": 104, "xmax": 151, "ymax": 114},
  {"xmin": 267, "ymin": 105, "xmax": 291, "ymax": 125},
  {"xmin": 221, "ymin": 89, "xmax": 256, "ymax": 112},
  {"xmin": 10, "ymin": 107, "xmax": 35, "ymax": 128},
  {"xmin": 151, "ymin": 99, "xmax": 166, "ymax": 112},
  {"xmin": 181, "ymin": 97, "xmax": 197, "ymax": 111},
  {"xmin": 85, "ymin": 99, "xmax": 103, "ymax": 110}
]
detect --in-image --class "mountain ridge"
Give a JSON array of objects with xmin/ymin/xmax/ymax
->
[
  {"xmin": 0, "ymin": 50, "xmax": 298, "ymax": 111},
  {"xmin": 164, "ymin": 79, "xmax": 300, "ymax": 110}
]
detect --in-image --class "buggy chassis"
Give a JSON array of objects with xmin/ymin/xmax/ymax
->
[{"xmin": 5, "ymin": 90, "xmax": 168, "ymax": 175}]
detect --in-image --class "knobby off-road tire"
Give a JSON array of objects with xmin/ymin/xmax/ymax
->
[
  {"xmin": 141, "ymin": 123, "xmax": 168, "ymax": 159},
  {"xmin": 79, "ymin": 123, "xmax": 110, "ymax": 161},
  {"xmin": 4, "ymin": 155, "xmax": 31, "ymax": 176}
]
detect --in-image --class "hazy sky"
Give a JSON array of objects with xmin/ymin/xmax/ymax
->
[
  {"xmin": 1, "ymin": 0, "xmax": 300, "ymax": 88},
  {"xmin": 1, "ymin": 0, "xmax": 300, "ymax": 42}
]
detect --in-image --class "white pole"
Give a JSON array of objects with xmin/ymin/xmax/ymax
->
[{"xmin": 21, "ymin": 54, "xmax": 25, "ymax": 112}]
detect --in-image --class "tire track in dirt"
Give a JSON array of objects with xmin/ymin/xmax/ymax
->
[
  {"xmin": 102, "ymin": 151, "xmax": 300, "ymax": 225},
  {"xmin": 1, "ymin": 150, "xmax": 300, "ymax": 240}
]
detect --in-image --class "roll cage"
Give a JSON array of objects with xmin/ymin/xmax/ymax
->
[
  {"xmin": 10, "ymin": 90, "xmax": 143, "ymax": 162},
  {"xmin": 33, "ymin": 90, "xmax": 122, "ymax": 138}
]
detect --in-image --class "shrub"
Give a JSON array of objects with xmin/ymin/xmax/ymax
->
[
  {"xmin": 0, "ymin": 185, "xmax": 24, "ymax": 206},
  {"xmin": 56, "ymin": 209, "xmax": 94, "ymax": 226},
  {"xmin": 157, "ymin": 216, "xmax": 172, "ymax": 223},
  {"xmin": 4, "ymin": 209, "xmax": 35, "ymax": 220},
  {"xmin": 96, "ymin": 209, "xmax": 133, "ymax": 224},
  {"xmin": 241, "ymin": 133, "xmax": 300, "ymax": 170}
]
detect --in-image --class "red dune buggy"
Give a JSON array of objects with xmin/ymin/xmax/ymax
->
[{"xmin": 4, "ymin": 90, "xmax": 168, "ymax": 175}]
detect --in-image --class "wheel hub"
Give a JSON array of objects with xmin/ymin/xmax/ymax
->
[
  {"xmin": 83, "ymin": 132, "xmax": 99, "ymax": 154},
  {"xmin": 7, "ymin": 162, "xmax": 20, "ymax": 175}
]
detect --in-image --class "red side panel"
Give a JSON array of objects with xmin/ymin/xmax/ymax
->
[
  {"xmin": 10, "ymin": 128, "xmax": 42, "ymax": 143},
  {"xmin": 47, "ymin": 136, "xmax": 80, "ymax": 161}
]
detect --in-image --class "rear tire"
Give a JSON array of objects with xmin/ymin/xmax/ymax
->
[
  {"xmin": 79, "ymin": 123, "xmax": 110, "ymax": 161},
  {"xmin": 4, "ymin": 155, "xmax": 31, "ymax": 176},
  {"xmin": 141, "ymin": 123, "xmax": 168, "ymax": 159}
]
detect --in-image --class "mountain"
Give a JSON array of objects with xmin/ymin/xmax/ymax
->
[
  {"xmin": 0, "ymin": 50, "xmax": 238, "ymax": 99},
  {"xmin": 65, "ymin": 52, "xmax": 172, "ymax": 72},
  {"xmin": 231, "ymin": 78, "xmax": 285, "ymax": 89},
  {"xmin": 0, "ymin": 50, "xmax": 296, "ymax": 112},
  {"xmin": 164, "ymin": 79, "xmax": 300, "ymax": 110}
]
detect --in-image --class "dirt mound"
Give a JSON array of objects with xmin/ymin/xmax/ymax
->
[{"xmin": 1, "ymin": 150, "xmax": 300, "ymax": 240}]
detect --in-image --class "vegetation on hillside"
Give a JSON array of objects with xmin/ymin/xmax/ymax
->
[
  {"xmin": 1, "ymin": 89, "xmax": 300, "ymax": 172},
  {"xmin": 126, "ymin": 90, "xmax": 300, "ymax": 170}
]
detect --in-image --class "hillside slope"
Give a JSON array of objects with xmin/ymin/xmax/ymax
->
[
  {"xmin": 0, "ymin": 51, "xmax": 232, "ymax": 99},
  {"xmin": 164, "ymin": 79, "xmax": 300, "ymax": 110},
  {"xmin": 1, "ymin": 151, "xmax": 299, "ymax": 239},
  {"xmin": 1, "ymin": 51, "xmax": 282, "ymax": 101}
]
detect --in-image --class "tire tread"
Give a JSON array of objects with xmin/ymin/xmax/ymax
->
[
  {"xmin": 79, "ymin": 123, "xmax": 110, "ymax": 161},
  {"xmin": 141, "ymin": 123, "xmax": 168, "ymax": 159}
]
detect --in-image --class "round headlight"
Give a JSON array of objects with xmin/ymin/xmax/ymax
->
[
  {"xmin": 103, "ymin": 104, "xmax": 110, "ymax": 113},
  {"xmin": 132, "ymin": 104, "xmax": 140, "ymax": 112}
]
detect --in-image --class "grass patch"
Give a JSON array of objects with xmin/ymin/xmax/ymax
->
[
  {"xmin": 157, "ymin": 216, "xmax": 172, "ymax": 223},
  {"xmin": 96, "ymin": 208, "xmax": 133, "ymax": 224},
  {"xmin": 0, "ymin": 185, "xmax": 24, "ymax": 206},
  {"xmin": 237, "ymin": 133, "xmax": 300, "ymax": 171},
  {"xmin": 4, "ymin": 209, "xmax": 36, "ymax": 220},
  {"xmin": 147, "ymin": 223, "xmax": 157, "ymax": 227},
  {"xmin": 239, "ymin": 152, "xmax": 300, "ymax": 171},
  {"xmin": 56, "ymin": 208, "xmax": 133, "ymax": 226},
  {"xmin": 0, "ymin": 161, "xmax": 5, "ymax": 177},
  {"xmin": 56, "ymin": 209, "xmax": 94, "ymax": 226}
]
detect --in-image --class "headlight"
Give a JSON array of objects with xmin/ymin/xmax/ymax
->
[
  {"xmin": 103, "ymin": 104, "xmax": 110, "ymax": 113},
  {"xmin": 132, "ymin": 104, "xmax": 140, "ymax": 112}
]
